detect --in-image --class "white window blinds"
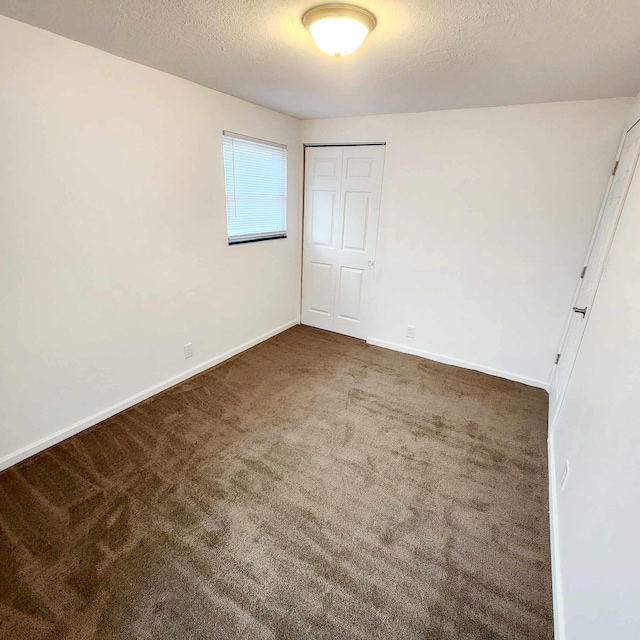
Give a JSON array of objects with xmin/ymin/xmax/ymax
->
[{"xmin": 222, "ymin": 132, "xmax": 287, "ymax": 244}]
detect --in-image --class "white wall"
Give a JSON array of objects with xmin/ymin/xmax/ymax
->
[
  {"xmin": 627, "ymin": 96, "xmax": 640, "ymax": 130},
  {"xmin": 303, "ymin": 99, "xmax": 633, "ymax": 387},
  {"xmin": 0, "ymin": 16, "xmax": 302, "ymax": 469},
  {"xmin": 549, "ymin": 95, "xmax": 640, "ymax": 639}
]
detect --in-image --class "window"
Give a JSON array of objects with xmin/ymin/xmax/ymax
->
[{"xmin": 222, "ymin": 131, "xmax": 287, "ymax": 244}]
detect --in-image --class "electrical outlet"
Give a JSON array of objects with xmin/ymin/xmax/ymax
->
[
  {"xmin": 184, "ymin": 343, "xmax": 193, "ymax": 359},
  {"xmin": 560, "ymin": 461, "xmax": 570, "ymax": 489},
  {"xmin": 407, "ymin": 326, "xmax": 416, "ymax": 339}
]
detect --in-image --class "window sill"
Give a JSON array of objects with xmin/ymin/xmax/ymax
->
[{"xmin": 228, "ymin": 233, "xmax": 287, "ymax": 246}]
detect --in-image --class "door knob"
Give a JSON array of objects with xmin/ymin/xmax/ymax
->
[
  {"xmin": 573, "ymin": 306, "xmax": 587, "ymax": 316},
  {"xmin": 368, "ymin": 260, "xmax": 375, "ymax": 266}
]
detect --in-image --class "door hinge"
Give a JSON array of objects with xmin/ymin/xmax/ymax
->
[
  {"xmin": 580, "ymin": 266, "xmax": 587, "ymax": 279},
  {"xmin": 612, "ymin": 160, "xmax": 619, "ymax": 176},
  {"xmin": 555, "ymin": 353, "xmax": 561, "ymax": 365}
]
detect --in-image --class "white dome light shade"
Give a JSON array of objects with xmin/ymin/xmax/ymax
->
[
  {"xmin": 309, "ymin": 18, "xmax": 368, "ymax": 56},
  {"xmin": 303, "ymin": 4, "xmax": 376, "ymax": 57}
]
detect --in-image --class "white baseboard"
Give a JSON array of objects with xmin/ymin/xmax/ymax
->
[
  {"xmin": 548, "ymin": 432, "xmax": 565, "ymax": 640},
  {"xmin": 366, "ymin": 337, "xmax": 549, "ymax": 391},
  {"xmin": 0, "ymin": 320, "xmax": 298, "ymax": 472}
]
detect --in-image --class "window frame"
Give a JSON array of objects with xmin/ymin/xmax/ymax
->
[{"xmin": 222, "ymin": 131, "xmax": 288, "ymax": 246}]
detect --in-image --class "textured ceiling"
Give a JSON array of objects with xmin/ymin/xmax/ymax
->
[{"xmin": 1, "ymin": 0, "xmax": 639, "ymax": 119}]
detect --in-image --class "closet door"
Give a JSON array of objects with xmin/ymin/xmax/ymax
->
[{"xmin": 302, "ymin": 145, "xmax": 385, "ymax": 339}]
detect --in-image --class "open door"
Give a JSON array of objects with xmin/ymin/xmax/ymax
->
[{"xmin": 549, "ymin": 121, "xmax": 640, "ymax": 428}]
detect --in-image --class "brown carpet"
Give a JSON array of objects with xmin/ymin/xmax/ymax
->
[{"xmin": 0, "ymin": 325, "xmax": 552, "ymax": 639}]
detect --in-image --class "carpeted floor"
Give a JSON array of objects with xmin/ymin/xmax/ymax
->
[{"xmin": 0, "ymin": 325, "xmax": 553, "ymax": 639}]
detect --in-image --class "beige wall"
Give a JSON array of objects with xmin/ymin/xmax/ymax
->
[
  {"xmin": 303, "ymin": 99, "xmax": 633, "ymax": 387},
  {"xmin": 0, "ymin": 16, "xmax": 302, "ymax": 468}
]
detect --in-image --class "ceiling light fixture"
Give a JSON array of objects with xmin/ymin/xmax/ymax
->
[{"xmin": 302, "ymin": 4, "xmax": 376, "ymax": 57}]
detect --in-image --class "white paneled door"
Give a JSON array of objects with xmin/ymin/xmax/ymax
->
[
  {"xmin": 302, "ymin": 145, "xmax": 385, "ymax": 339},
  {"xmin": 549, "ymin": 120, "xmax": 640, "ymax": 429}
]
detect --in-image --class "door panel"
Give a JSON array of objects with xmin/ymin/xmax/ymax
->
[
  {"xmin": 309, "ymin": 262, "xmax": 333, "ymax": 315},
  {"xmin": 336, "ymin": 266, "xmax": 365, "ymax": 321},
  {"xmin": 311, "ymin": 191, "xmax": 335, "ymax": 247},
  {"xmin": 313, "ymin": 158, "xmax": 340, "ymax": 178},
  {"xmin": 549, "ymin": 122, "xmax": 640, "ymax": 428},
  {"xmin": 342, "ymin": 192, "xmax": 369, "ymax": 251},
  {"xmin": 302, "ymin": 145, "xmax": 385, "ymax": 339},
  {"xmin": 346, "ymin": 157, "xmax": 373, "ymax": 178},
  {"xmin": 301, "ymin": 147, "xmax": 343, "ymax": 332}
]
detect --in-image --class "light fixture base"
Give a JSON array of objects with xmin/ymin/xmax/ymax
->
[{"xmin": 302, "ymin": 4, "xmax": 377, "ymax": 33}]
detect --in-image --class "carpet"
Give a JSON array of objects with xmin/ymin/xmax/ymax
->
[{"xmin": 0, "ymin": 325, "xmax": 552, "ymax": 639}]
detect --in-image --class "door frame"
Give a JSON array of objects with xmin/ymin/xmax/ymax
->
[{"xmin": 300, "ymin": 142, "xmax": 387, "ymax": 336}]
